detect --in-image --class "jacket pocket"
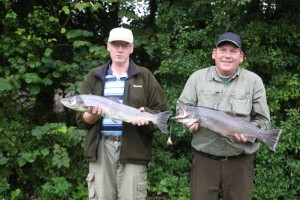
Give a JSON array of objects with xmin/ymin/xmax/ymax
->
[
  {"xmin": 198, "ymin": 92, "xmax": 220, "ymax": 107},
  {"xmin": 229, "ymin": 93, "xmax": 251, "ymax": 115}
]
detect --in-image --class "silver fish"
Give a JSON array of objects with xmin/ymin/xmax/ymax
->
[
  {"xmin": 173, "ymin": 101, "xmax": 282, "ymax": 151},
  {"xmin": 61, "ymin": 95, "xmax": 171, "ymax": 133}
]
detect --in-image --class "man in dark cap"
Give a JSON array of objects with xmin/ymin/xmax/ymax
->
[{"xmin": 178, "ymin": 32, "xmax": 271, "ymax": 199}]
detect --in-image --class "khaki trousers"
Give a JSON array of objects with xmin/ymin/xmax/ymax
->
[
  {"xmin": 191, "ymin": 152, "xmax": 254, "ymax": 200},
  {"xmin": 87, "ymin": 138, "xmax": 147, "ymax": 200}
]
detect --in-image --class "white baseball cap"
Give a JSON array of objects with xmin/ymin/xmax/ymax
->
[{"xmin": 108, "ymin": 27, "xmax": 134, "ymax": 44}]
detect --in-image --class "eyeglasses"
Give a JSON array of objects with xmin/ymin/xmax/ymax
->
[{"xmin": 109, "ymin": 42, "xmax": 132, "ymax": 49}]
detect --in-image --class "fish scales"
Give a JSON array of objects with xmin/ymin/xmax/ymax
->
[
  {"xmin": 194, "ymin": 107, "xmax": 260, "ymax": 140},
  {"xmin": 173, "ymin": 102, "xmax": 282, "ymax": 151},
  {"xmin": 81, "ymin": 95, "xmax": 156, "ymax": 123}
]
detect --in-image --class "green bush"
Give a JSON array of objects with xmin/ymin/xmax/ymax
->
[{"xmin": 0, "ymin": 109, "xmax": 88, "ymax": 199}]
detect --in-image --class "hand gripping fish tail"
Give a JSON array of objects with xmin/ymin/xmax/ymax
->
[
  {"xmin": 155, "ymin": 111, "xmax": 171, "ymax": 134},
  {"xmin": 262, "ymin": 129, "xmax": 282, "ymax": 151}
]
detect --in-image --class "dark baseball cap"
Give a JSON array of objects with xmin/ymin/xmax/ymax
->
[{"xmin": 216, "ymin": 32, "xmax": 242, "ymax": 49}]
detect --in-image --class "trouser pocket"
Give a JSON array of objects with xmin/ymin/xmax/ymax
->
[
  {"xmin": 133, "ymin": 169, "xmax": 147, "ymax": 199},
  {"xmin": 86, "ymin": 172, "xmax": 97, "ymax": 200}
]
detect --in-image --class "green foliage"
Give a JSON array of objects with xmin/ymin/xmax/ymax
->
[
  {"xmin": 0, "ymin": 109, "xmax": 87, "ymax": 199},
  {"xmin": 148, "ymin": 144, "xmax": 191, "ymax": 199},
  {"xmin": 254, "ymin": 108, "xmax": 300, "ymax": 199},
  {"xmin": 41, "ymin": 177, "xmax": 72, "ymax": 199}
]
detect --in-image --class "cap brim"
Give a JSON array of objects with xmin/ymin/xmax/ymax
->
[{"xmin": 217, "ymin": 39, "xmax": 241, "ymax": 48}]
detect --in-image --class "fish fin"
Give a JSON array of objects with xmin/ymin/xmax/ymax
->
[
  {"xmin": 263, "ymin": 129, "xmax": 283, "ymax": 152},
  {"xmin": 226, "ymin": 135, "xmax": 256, "ymax": 143},
  {"xmin": 245, "ymin": 135, "xmax": 257, "ymax": 143},
  {"xmin": 156, "ymin": 111, "xmax": 171, "ymax": 134},
  {"xmin": 224, "ymin": 111, "xmax": 236, "ymax": 117},
  {"xmin": 107, "ymin": 117, "xmax": 119, "ymax": 123},
  {"xmin": 199, "ymin": 121, "xmax": 206, "ymax": 128}
]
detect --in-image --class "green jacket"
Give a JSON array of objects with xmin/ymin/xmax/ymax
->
[
  {"xmin": 76, "ymin": 59, "xmax": 168, "ymax": 164},
  {"xmin": 179, "ymin": 66, "xmax": 271, "ymax": 156}
]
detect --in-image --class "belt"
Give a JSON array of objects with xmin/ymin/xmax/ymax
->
[
  {"xmin": 104, "ymin": 135, "xmax": 122, "ymax": 142},
  {"xmin": 198, "ymin": 151, "xmax": 241, "ymax": 161}
]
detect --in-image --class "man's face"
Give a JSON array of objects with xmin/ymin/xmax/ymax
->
[
  {"xmin": 107, "ymin": 40, "xmax": 133, "ymax": 65},
  {"xmin": 212, "ymin": 43, "xmax": 244, "ymax": 77}
]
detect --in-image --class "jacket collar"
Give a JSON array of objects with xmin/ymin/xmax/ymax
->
[{"xmin": 95, "ymin": 59, "xmax": 139, "ymax": 81}]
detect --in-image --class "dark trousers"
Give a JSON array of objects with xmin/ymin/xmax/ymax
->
[{"xmin": 191, "ymin": 152, "xmax": 254, "ymax": 200}]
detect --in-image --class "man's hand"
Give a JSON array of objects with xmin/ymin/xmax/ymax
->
[
  {"xmin": 234, "ymin": 133, "xmax": 247, "ymax": 142},
  {"xmin": 83, "ymin": 105, "xmax": 104, "ymax": 124},
  {"xmin": 130, "ymin": 107, "xmax": 150, "ymax": 126},
  {"xmin": 187, "ymin": 123, "xmax": 200, "ymax": 132},
  {"xmin": 86, "ymin": 104, "xmax": 105, "ymax": 116}
]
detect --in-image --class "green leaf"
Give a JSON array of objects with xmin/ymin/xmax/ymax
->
[
  {"xmin": 40, "ymin": 148, "xmax": 50, "ymax": 157},
  {"xmin": 29, "ymin": 85, "xmax": 41, "ymax": 95},
  {"xmin": 24, "ymin": 73, "xmax": 42, "ymax": 83},
  {"xmin": 29, "ymin": 61, "xmax": 42, "ymax": 68},
  {"xmin": 0, "ymin": 152, "xmax": 9, "ymax": 165},
  {"xmin": 53, "ymin": 71, "xmax": 61, "ymax": 78},
  {"xmin": 53, "ymin": 144, "xmax": 70, "ymax": 168},
  {"xmin": 118, "ymin": 9, "xmax": 127, "ymax": 18},
  {"xmin": 42, "ymin": 78, "xmax": 53, "ymax": 86},
  {"xmin": 0, "ymin": 78, "xmax": 13, "ymax": 92},
  {"xmin": 58, "ymin": 126, "xmax": 68, "ymax": 134},
  {"xmin": 62, "ymin": 6, "xmax": 70, "ymax": 15},
  {"xmin": 47, "ymin": 38, "xmax": 57, "ymax": 43},
  {"xmin": 18, "ymin": 152, "xmax": 37, "ymax": 166},
  {"xmin": 44, "ymin": 48, "xmax": 53, "ymax": 57},
  {"xmin": 15, "ymin": 28, "xmax": 26, "ymax": 35},
  {"xmin": 73, "ymin": 40, "xmax": 87, "ymax": 48},
  {"xmin": 66, "ymin": 29, "xmax": 93, "ymax": 39},
  {"xmin": 11, "ymin": 189, "xmax": 21, "ymax": 200},
  {"xmin": 49, "ymin": 16, "xmax": 59, "ymax": 22},
  {"xmin": 16, "ymin": 57, "xmax": 25, "ymax": 64},
  {"xmin": 61, "ymin": 28, "xmax": 66, "ymax": 34},
  {"xmin": 5, "ymin": 11, "xmax": 17, "ymax": 20},
  {"xmin": 91, "ymin": 2, "xmax": 103, "ymax": 11},
  {"xmin": 74, "ymin": 2, "xmax": 90, "ymax": 11}
]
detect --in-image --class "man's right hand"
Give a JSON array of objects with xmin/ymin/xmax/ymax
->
[
  {"xmin": 86, "ymin": 105, "xmax": 105, "ymax": 116},
  {"xmin": 188, "ymin": 123, "xmax": 200, "ymax": 132},
  {"xmin": 83, "ymin": 105, "xmax": 104, "ymax": 124}
]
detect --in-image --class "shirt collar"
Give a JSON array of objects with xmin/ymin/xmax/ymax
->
[
  {"xmin": 107, "ymin": 66, "xmax": 128, "ymax": 79},
  {"xmin": 210, "ymin": 66, "xmax": 241, "ymax": 81}
]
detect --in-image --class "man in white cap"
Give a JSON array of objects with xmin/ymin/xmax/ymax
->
[
  {"xmin": 76, "ymin": 27, "xmax": 168, "ymax": 199},
  {"xmin": 178, "ymin": 32, "xmax": 271, "ymax": 200}
]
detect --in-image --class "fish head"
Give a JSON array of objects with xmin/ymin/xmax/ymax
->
[
  {"xmin": 172, "ymin": 101, "xmax": 198, "ymax": 126},
  {"xmin": 60, "ymin": 96, "xmax": 86, "ymax": 112}
]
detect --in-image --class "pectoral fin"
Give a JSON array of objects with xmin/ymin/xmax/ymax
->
[{"xmin": 245, "ymin": 135, "xmax": 257, "ymax": 143}]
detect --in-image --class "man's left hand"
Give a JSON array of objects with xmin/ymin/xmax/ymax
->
[
  {"xmin": 130, "ymin": 107, "xmax": 150, "ymax": 126},
  {"xmin": 234, "ymin": 133, "xmax": 247, "ymax": 142}
]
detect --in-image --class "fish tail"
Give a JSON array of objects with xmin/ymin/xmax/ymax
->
[
  {"xmin": 264, "ymin": 129, "xmax": 282, "ymax": 151},
  {"xmin": 156, "ymin": 111, "xmax": 171, "ymax": 134}
]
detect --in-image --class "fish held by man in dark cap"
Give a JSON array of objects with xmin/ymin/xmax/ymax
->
[{"xmin": 173, "ymin": 101, "xmax": 282, "ymax": 152}]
